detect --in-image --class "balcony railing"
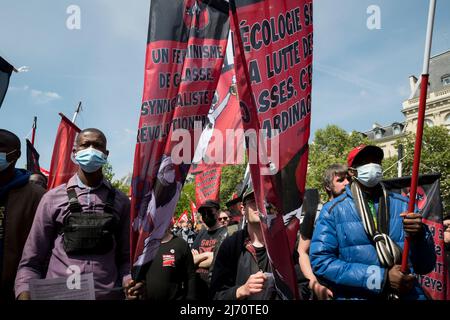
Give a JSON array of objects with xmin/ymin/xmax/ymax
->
[{"xmin": 403, "ymin": 86, "xmax": 450, "ymax": 110}]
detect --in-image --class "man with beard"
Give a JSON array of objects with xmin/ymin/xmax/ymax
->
[{"xmin": 191, "ymin": 200, "xmax": 228, "ymax": 299}]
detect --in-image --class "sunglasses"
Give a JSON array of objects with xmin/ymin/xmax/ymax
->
[{"xmin": 218, "ymin": 217, "xmax": 229, "ymax": 222}]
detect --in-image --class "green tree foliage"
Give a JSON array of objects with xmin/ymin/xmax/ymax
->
[
  {"xmin": 102, "ymin": 162, "xmax": 130, "ymax": 196},
  {"xmin": 174, "ymin": 180, "xmax": 195, "ymax": 218},
  {"xmin": 382, "ymin": 126, "xmax": 450, "ymax": 212},
  {"xmin": 219, "ymin": 163, "xmax": 247, "ymax": 209},
  {"xmin": 306, "ymin": 125, "xmax": 370, "ymax": 202},
  {"xmin": 174, "ymin": 163, "xmax": 247, "ymax": 217},
  {"xmin": 102, "ymin": 162, "xmax": 115, "ymax": 182}
]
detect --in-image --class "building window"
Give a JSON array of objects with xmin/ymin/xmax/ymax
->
[
  {"xmin": 374, "ymin": 129, "xmax": 383, "ymax": 139},
  {"xmin": 424, "ymin": 119, "xmax": 434, "ymax": 127},
  {"xmin": 442, "ymin": 75, "xmax": 450, "ymax": 86},
  {"xmin": 393, "ymin": 125, "xmax": 402, "ymax": 135},
  {"xmin": 445, "ymin": 114, "xmax": 450, "ymax": 125}
]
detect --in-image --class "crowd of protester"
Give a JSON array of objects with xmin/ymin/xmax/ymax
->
[{"xmin": 0, "ymin": 127, "xmax": 445, "ymax": 301}]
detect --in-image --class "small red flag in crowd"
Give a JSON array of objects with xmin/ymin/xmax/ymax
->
[{"xmin": 47, "ymin": 113, "xmax": 80, "ymax": 189}]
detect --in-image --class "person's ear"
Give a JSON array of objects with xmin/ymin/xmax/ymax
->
[
  {"xmin": 9, "ymin": 150, "xmax": 21, "ymax": 163},
  {"xmin": 105, "ymin": 149, "xmax": 110, "ymax": 157}
]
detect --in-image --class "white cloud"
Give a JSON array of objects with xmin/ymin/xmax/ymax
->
[
  {"xmin": 9, "ymin": 85, "xmax": 29, "ymax": 92},
  {"xmin": 30, "ymin": 89, "xmax": 62, "ymax": 104},
  {"xmin": 315, "ymin": 62, "xmax": 388, "ymax": 94},
  {"xmin": 8, "ymin": 85, "xmax": 61, "ymax": 104}
]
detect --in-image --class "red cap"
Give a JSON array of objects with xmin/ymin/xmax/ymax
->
[{"xmin": 347, "ymin": 144, "xmax": 384, "ymax": 167}]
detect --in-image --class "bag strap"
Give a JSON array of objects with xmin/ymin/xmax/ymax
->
[
  {"xmin": 67, "ymin": 187, "xmax": 82, "ymax": 213},
  {"xmin": 104, "ymin": 188, "xmax": 116, "ymax": 213},
  {"xmin": 67, "ymin": 187, "xmax": 116, "ymax": 213}
]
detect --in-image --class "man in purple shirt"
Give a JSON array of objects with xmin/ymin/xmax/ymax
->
[{"xmin": 15, "ymin": 128, "xmax": 131, "ymax": 300}]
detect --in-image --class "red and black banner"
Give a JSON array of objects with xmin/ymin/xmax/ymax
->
[
  {"xmin": 191, "ymin": 31, "xmax": 243, "ymax": 168},
  {"xmin": 230, "ymin": 0, "xmax": 313, "ymax": 299},
  {"xmin": 194, "ymin": 166, "xmax": 222, "ymax": 207},
  {"xmin": 383, "ymin": 174, "xmax": 448, "ymax": 300},
  {"xmin": 189, "ymin": 32, "xmax": 243, "ymax": 208},
  {"xmin": 26, "ymin": 139, "xmax": 42, "ymax": 174},
  {"xmin": 47, "ymin": 113, "xmax": 81, "ymax": 190},
  {"xmin": 0, "ymin": 56, "xmax": 14, "ymax": 109},
  {"xmin": 130, "ymin": 0, "xmax": 229, "ymax": 279}
]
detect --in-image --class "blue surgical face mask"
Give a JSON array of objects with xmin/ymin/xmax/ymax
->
[
  {"xmin": 75, "ymin": 147, "xmax": 107, "ymax": 173},
  {"xmin": 356, "ymin": 163, "xmax": 383, "ymax": 188},
  {"xmin": 0, "ymin": 150, "xmax": 17, "ymax": 172},
  {"xmin": 0, "ymin": 152, "xmax": 11, "ymax": 172}
]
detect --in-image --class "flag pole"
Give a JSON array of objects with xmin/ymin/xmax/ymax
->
[
  {"xmin": 31, "ymin": 116, "xmax": 37, "ymax": 146},
  {"xmin": 401, "ymin": 0, "xmax": 436, "ymax": 274},
  {"xmin": 72, "ymin": 101, "xmax": 82, "ymax": 124}
]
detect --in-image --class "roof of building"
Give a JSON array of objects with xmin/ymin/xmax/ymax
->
[
  {"xmin": 362, "ymin": 122, "xmax": 406, "ymax": 141},
  {"xmin": 413, "ymin": 50, "xmax": 450, "ymax": 98}
]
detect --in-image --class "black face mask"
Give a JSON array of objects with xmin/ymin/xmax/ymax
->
[
  {"xmin": 445, "ymin": 242, "xmax": 450, "ymax": 252},
  {"xmin": 201, "ymin": 210, "xmax": 217, "ymax": 228}
]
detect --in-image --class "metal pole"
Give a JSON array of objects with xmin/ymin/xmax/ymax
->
[
  {"xmin": 31, "ymin": 116, "xmax": 37, "ymax": 146},
  {"xmin": 401, "ymin": 0, "xmax": 436, "ymax": 274},
  {"xmin": 72, "ymin": 101, "xmax": 82, "ymax": 124},
  {"xmin": 397, "ymin": 144, "xmax": 403, "ymax": 178}
]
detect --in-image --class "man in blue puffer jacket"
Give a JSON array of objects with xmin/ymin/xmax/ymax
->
[{"xmin": 310, "ymin": 145, "xmax": 436, "ymax": 300}]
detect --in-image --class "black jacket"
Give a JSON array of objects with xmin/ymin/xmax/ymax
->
[{"xmin": 210, "ymin": 228, "xmax": 274, "ymax": 300}]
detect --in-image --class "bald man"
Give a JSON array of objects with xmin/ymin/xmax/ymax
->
[{"xmin": 0, "ymin": 129, "xmax": 45, "ymax": 301}]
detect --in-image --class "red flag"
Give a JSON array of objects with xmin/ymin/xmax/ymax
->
[
  {"xmin": 188, "ymin": 31, "xmax": 241, "ymax": 214},
  {"xmin": 177, "ymin": 210, "xmax": 190, "ymax": 224},
  {"xmin": 130, "ymin": 0, "xmax": 229, "ymax": 280},
  {"xmin": 188, "ymin": 32, "xmax": 241, "ymax": 217},
  {"xmin": 47, "ymin": 113, "xmax": 80, "ymax": 189},
  {"xmin": 191, "ymin": 31, "xmax": 243, "ymax": 168},
  {"xmin": 190, "ymin": 201, "xmax": 198, "ymax": 224},
  {"xmin": 40, "ymin": 167, "xmax": 50, "ymax": 177},
  {"xmin": 26, "ymin": 139, "xmax": 42, "ymax": 174},
  {"xmin": 230, "ymin": 0, "xmax": 313, "ymax": 299},
  {"xmin": 194, "ymin": 166, "xmax": 222, "ymax": 207},
  {"xmin": 383, "ymin": 174, "xmax": 447, "ymax": 300}
]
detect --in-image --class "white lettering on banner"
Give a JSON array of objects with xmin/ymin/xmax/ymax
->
[{"xmin": 170, "ymin": 124, "xmax": 280, "ymax": 175}]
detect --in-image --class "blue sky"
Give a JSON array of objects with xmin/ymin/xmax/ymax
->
[{"xmin": 0, "ymin": 0, "xmax": 449, "ymax": 179}]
